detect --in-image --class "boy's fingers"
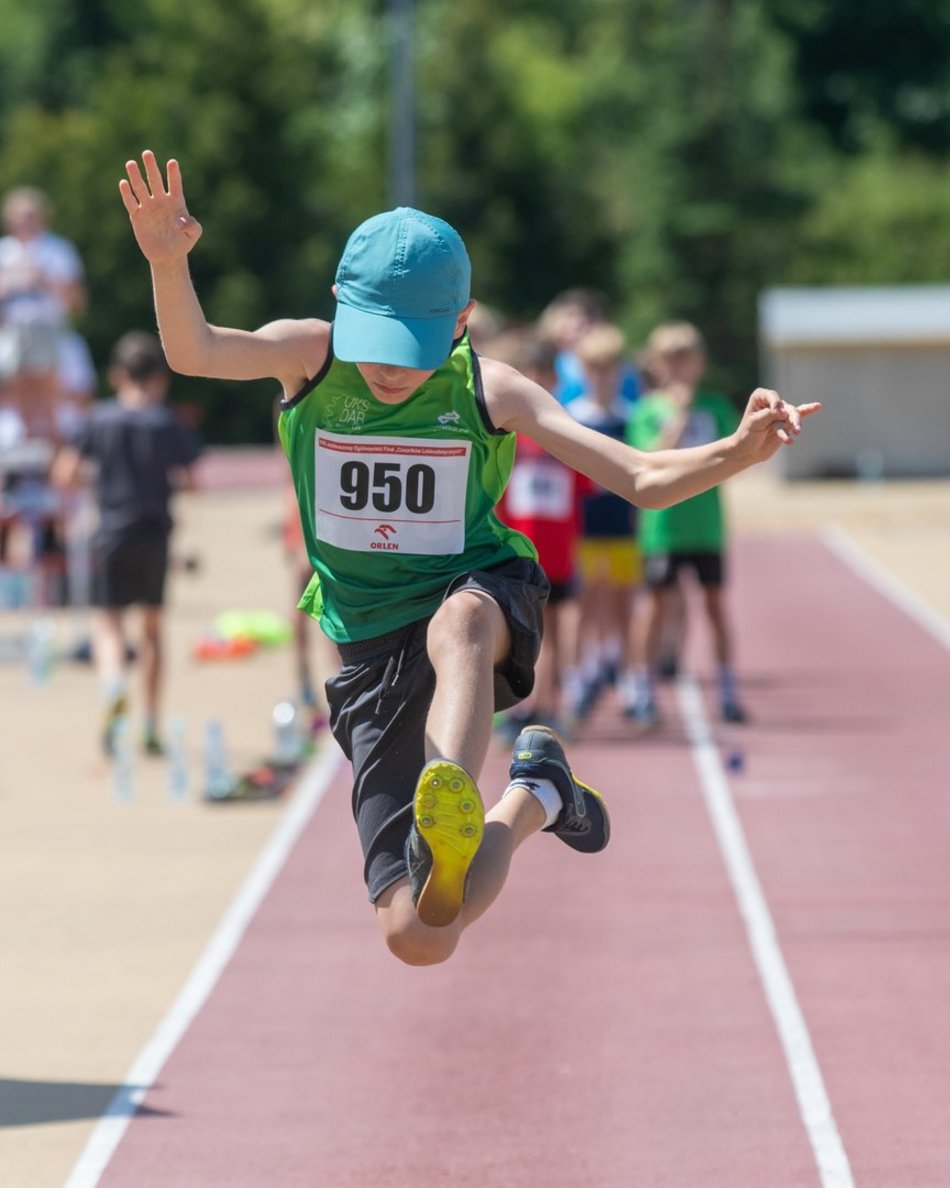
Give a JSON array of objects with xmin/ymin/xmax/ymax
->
[
  {"xmin": 166, "ymin": 159, "xmax": 185, "ymax": 204},
  {"xmin": 142, "ymin": 150, "xmax": 168, "ymax": 198},
  {"xmin": 124, "ymin": 159, "xmax": 149, "ymax": 204},
  {"xmin": 118, "ymin": 179, "xmax": 139, "ymax": 216},
  {"xmin": 747, "ymin": 405, "xmax": 775, "ymax": 430},
  {"xmin": 783, "ymin": 403, "xmax": 803, "ymax": 433}
]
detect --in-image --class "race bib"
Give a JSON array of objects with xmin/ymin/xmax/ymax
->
[
  {"xmin": 315, "ymin": 430, "xmax": 470, "ymax": 555},
  {"xmin": 506, "ymin": 457, "xmax": 573, "ymax": 520}
]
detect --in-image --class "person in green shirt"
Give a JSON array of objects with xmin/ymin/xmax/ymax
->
[
  {"xmin": 119, "ymin": 152, "xmax": 818, "ymax": 966},
  {"xmin": 626, "ymin": 322, "xmax": 748, "ymax": 727}
]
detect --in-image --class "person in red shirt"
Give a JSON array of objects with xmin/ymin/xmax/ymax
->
[{"xmin": 493, "ymin": 331, "xmax": 589, "ymax": 738}]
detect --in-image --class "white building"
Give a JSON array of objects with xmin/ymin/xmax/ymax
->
[{"xmin": 758, "ymin": 285, "xmax": 950, "ymax": 480}]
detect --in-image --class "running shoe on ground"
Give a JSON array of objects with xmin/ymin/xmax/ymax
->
[
  {"xmin": 657, "ymin": 654, "xmax": 680, "ymax": 680},
  {"xmin": 568, "ymin": 674, "xmax": 604, "ymax": 723},
  {"xmin": 722, "ymin": 699, "xmax": 749, "ymax": 724},
  {"xmin": 406, "ymin": 759, "xmax": 485, "ymax": 928},
  {"xmin": 623, "ymin": 699, "xmax": 662, "ymax": 731},
  {"xmin": 509, "ymin": 725, "xmax": 610, "ymax": 853},
  {"xmin": 101, "ymin": 694, "xmax": 129, "ymax": 758}
]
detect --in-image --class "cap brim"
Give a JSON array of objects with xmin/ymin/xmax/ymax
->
[{"xmin": 333, "ymin": 302, "xmax": 457, "ymax": 371}]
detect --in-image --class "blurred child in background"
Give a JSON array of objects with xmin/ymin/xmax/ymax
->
[
  {"xmin": 538, "ymin": 288, "xmax": 640, "ymax": 408},
  {"xmin": 0, "ymin": 186, "xmax": 86, "ymax": 441},
  {"xmin": 565, "ymin": 323, "xmax": 642, "ymax": 725},
  {"xmin": 494, "ymin": 330, "xmax": 586, "ymax": 738},
  {"xmin": 626, "ymin": 321, "xmax": 748, "ymax": 726},
  {"xmin": 282, "ymin": 471, "xmax": 340, "ymax": 733},
  {"xmin": 51, "ymin": 331, "xmax": 201, "ymax": 756}
]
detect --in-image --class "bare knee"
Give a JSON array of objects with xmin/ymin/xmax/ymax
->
[
  {"xmin": 375, "ymin": 883, "xmax": 460, "ymax": 966},
  {"xmin": 385, "ymin": 925, "xmax": 458, "ymax": 967},
  {"xmin": 427, "ymin": 590, "xmax": 509, "ymax": 666}
]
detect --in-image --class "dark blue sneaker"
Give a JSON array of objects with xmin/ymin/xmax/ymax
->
[
  {"xmin": 509, "ymin": 725, "xmax": 610, "ymax": 853},
  {"xmin": 722, "ymin": 699, "xmax": 749, "ymax": 724},
  {"xmin": 406, "ymin": 759, "xmax": 484, "ymax": 927}
]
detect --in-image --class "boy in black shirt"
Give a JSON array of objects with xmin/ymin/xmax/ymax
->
[{"xmin": 52, "ymin": 331, "xmax": 201, "ymax": 755}]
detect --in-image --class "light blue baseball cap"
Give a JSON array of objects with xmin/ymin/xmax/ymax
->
[{"xmin": 333, "ymin": 207, "xmax": 472, "ymax": 370}]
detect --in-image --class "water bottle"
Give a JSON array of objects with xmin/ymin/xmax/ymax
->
[
  {"xmin": 112, "ymin": 715, "xmax": 135, "ymax": 803},
  {"xmin": 166, "ymin": 716, "xmax": 190, "ymax": 802},
  {"xmin": 203, "ymin": 719, "xmax": 235, "ymax": 800},
  {"xmin": 27, "ymin": 618, "xmax": 55, "ymax": 686},
  {"xmin": 855, "ymin": 448, "xmax": 885, "ymax": 483},
  {"xmin": 272, "ymin": 700, "xmax": 303, "ymax": 767}
]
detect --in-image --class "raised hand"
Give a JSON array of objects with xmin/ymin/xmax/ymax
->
[
  {"xmin": 119, "ymin": 151, "xmax": 202, "ymax": 264},
  {"xmin": 735, "ymin": 387, "xmax": 822, "ymax": 463}
]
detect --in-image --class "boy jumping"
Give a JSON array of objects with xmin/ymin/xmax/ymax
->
[{"xmin": 120, "ymin": 152, "xmax": 819, "ymax": 966}]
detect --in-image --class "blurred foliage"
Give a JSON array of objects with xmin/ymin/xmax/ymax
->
[{"xmin": 0, "ymin": 0, "xmax": 947, "ymax": 439}]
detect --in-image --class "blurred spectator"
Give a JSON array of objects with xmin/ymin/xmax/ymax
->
[
  {"xmin": 626, "ymin": 321, "xmax": 748, "ymax": 726},
  {"xmin": 493, "ymin": 330, "xmax": 588, "ymax": 738},
  {"xmin": 465, "ymin": 302, "xmax": 508, "ymax": 352},
  {"xmin": 55, "ymin": 329, "xmax": 97, "ymax": 439},
  {"xmin": 281, "ymin": 470, "xmax": 340, "ymax": 733},
  {"xmin": 0, "ymin": 187, "xmax": 86, "ymax": 439},
  {"xmin": 51, "ymin": 331, "xmax": 202, "ymax": 757},
  {"xmin": 538, "ymin": 287, "xmax": 640, "ymax": 407},
  {"xmin": 565, "ymin": 323, "xmax": 642, "ymax": 725}
]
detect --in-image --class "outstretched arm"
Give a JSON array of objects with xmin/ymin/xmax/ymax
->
[
  {"xmin": 483, "ymin": 358, "xmax": 820, "ymax": 510},
  {"xmin": 119, "ymin": 151, "xmax": 327, "ymax": 395}
]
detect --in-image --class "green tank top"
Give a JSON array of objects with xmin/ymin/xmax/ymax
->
[{"xmin": 277, "ymin": 332, "xmax": 537, "ymax": 642}]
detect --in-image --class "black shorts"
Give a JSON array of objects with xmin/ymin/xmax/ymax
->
[
  {"xmin": 546, "ymin": 579, "xmax": 576, "ymax": 606},
  {"xmin": 325, "ymin": 557, "xmax": 549, "ymax": 902},
  {"xmin": 644, "ymin": 550, "xmax": 724, "ymax": 589},
  {"xmin": 92, "ymin": 527, "xmax": 170, "ymax": 609}
]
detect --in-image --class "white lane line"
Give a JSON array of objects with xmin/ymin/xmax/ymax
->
[
  {"xmin": 822, "ymin": 522, "xmax": 950, "ymax": 651},
  {"xmin": 677, "ymin": 676, "xmax": 854, "ymax": 1188},
  {"xmin": 62, "ymin": 741, "xmax": 343, "ymax": 1188}
]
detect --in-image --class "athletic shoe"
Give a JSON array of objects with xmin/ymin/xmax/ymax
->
[
  {"xmin": 406, "ymin": 759, "xmax": 485, "ymax": 928},
  {"xmin": 623, "ymin": 699, "xmax": 662, "ymax": 731},
  {"xmin": 508, "ymin": 725, "xmax": 610, "ymax": 853},
  {"xmin": 657, "ymin": 654, "xmax": 680, "ymax": 681},
  {"xmin": 568, "ymin": 675, "xmax": 604, "ymax": 722},
  {"xmin": 722, "ymin": 699, "xmax": 749, "ymax": 724}
]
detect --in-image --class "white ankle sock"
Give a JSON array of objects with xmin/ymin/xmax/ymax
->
[{"xmin": 504, "ymin": 776, "xmax": 561, "ymax": 828}]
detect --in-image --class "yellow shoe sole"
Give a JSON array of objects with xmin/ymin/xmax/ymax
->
[{"xmin": 414, "ymin": 760, "xmax": 485, "ymax": 928}]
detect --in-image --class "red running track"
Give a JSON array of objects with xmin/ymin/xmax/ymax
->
[{"xmin": 86, "ymin": 534, "xmax": 950, "ymax": 1187}]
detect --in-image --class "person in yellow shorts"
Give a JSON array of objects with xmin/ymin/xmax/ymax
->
[{"xmin": 565, "ymin": 324, "xmax": 643, "ymax": 724}]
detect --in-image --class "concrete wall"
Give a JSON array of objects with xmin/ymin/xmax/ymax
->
[{"xmin": 763, "ymin": 346, "xmax": 950, "ymax": 480}]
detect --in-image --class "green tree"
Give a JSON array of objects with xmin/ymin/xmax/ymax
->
[
  {"xmin": 766, "ymin": 0, "xmax": 950, "ymax": 154},
  {"xmin": 1, "ymin": 0, "xmax": 944, "ymax": 438}
]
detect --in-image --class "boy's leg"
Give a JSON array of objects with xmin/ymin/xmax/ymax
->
[
  {"xmin": 140, "ymin": 606, "xmax": 164, "ymax": 750},
  {"xmin": 702, "ymin": 583, "xmax": 732, "ymax": 667},
  {"xmin": 625, "ymin": 574, "xmax": 671, "ymax": 726},
  {"xmin": 135, "ymin": 530, "xmax": 171, "ymax": 751},
  {"xmin": 94, "ymin": 608, "xmax": 125, "ymax": 686},
  {"xmin": 376, "ymin": 587, "xmax": 549, "ymax": 958},
  {"xmin": 424, "ymin": 587, "xmax": 511, "ymax": 773},
  {"xmin": 380, "ymin": 580, "xmax": 609, "ymax": 964},
  {"xmin": 94, "ymin": 607, "xmax": 127, "ymax": 756},
  {"xmin": 700, "ymin": 574, "xmax": 747, "ymax": 723},
  {"xmin": 373, "ymin": 783, "xmax": 546, "ymax": 965}
]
